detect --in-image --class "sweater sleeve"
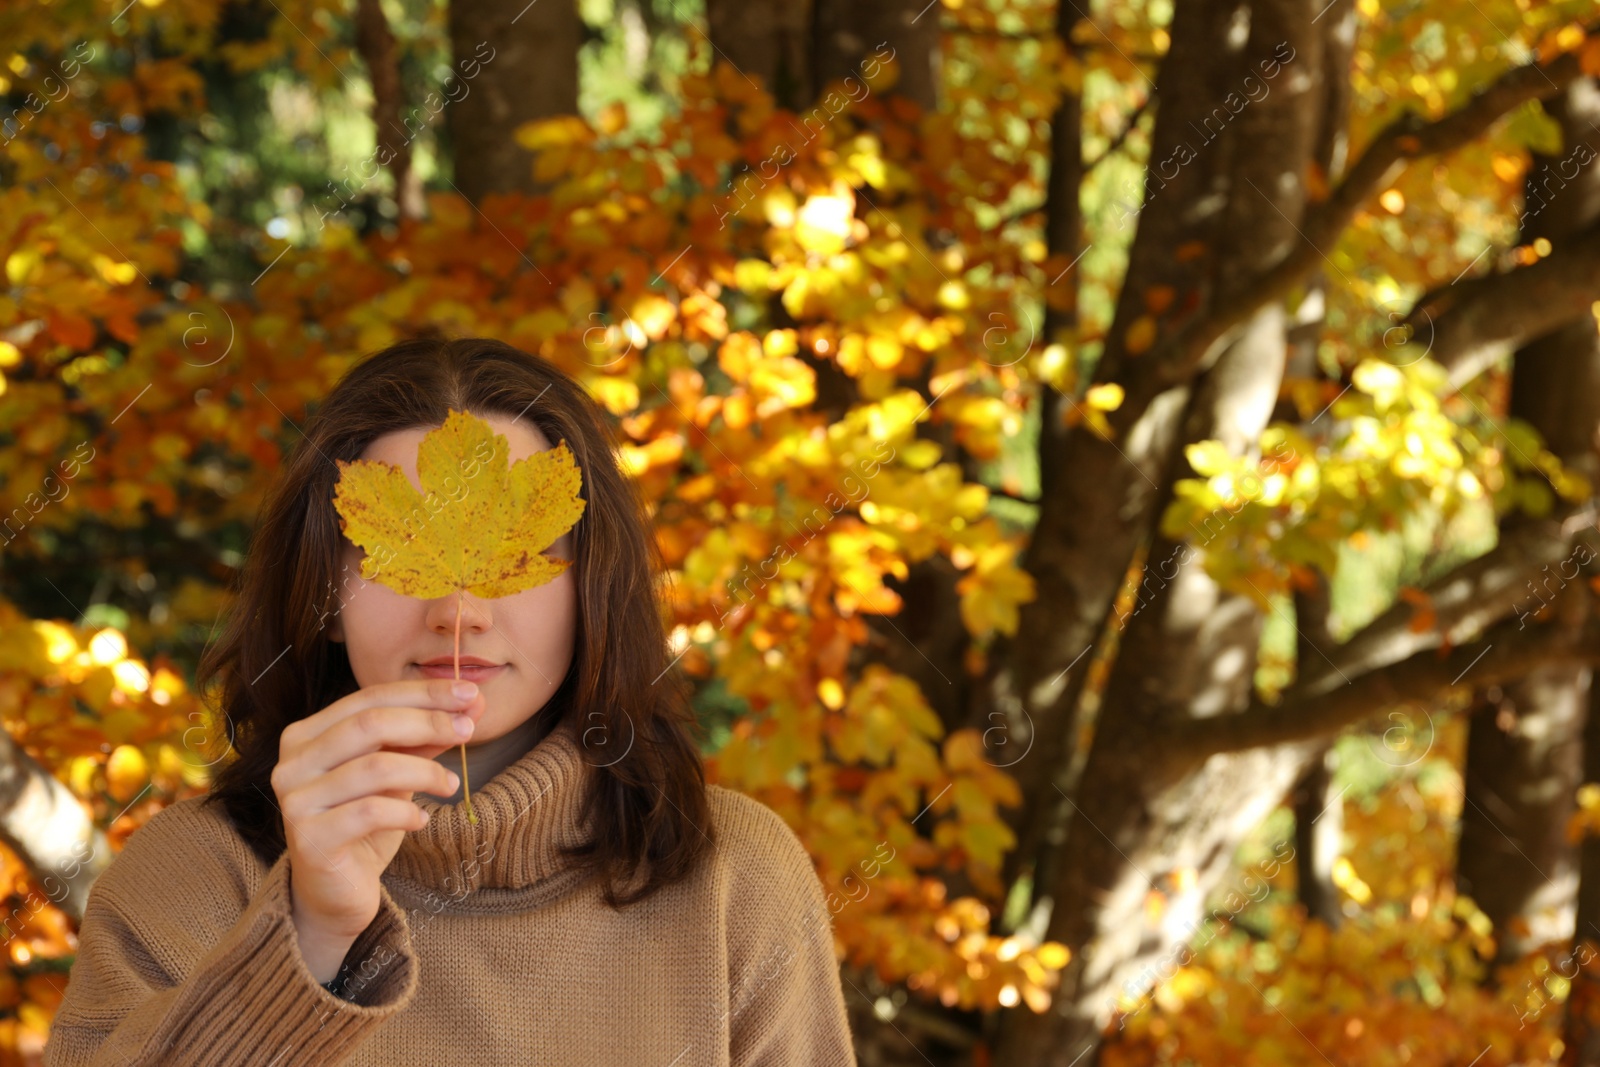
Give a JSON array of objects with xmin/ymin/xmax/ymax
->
[
  {"xmin": 42, "ymin": 800, "xmax": 420, "ymax": 1067},
  {"xmin": 718, "ymin": 791, "xmax": 857, "ymax": 1067}
]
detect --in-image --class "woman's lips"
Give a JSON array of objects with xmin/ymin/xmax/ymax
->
[{"xmin": 413, "ymin": 663, "xmax": 507, "ymax": 681}]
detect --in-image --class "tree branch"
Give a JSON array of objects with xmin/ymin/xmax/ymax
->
[
  {"xmin": 1410, "ymin": 222, "xmax": 1600, "ymax": 389},
  {"xmin": 1169, "ymin": 503, "xmax": 1599, "ymax": 758},
  {"xmin": 941, "ymin": 20, "xmax": 1163, "ymax": 64},
  {"xmin": 0, "ymin": 732, "xmax": 111, "ymax": 922},
  {"xmin": 1170, "ymin": 599, "xmax": 1600, "ymax": 758},
  {"xmin": 994, "ymin": 96, "xmax": 1152, "ymax": 227},
  {"xmin": 1109, "ymin": 37, "xmax": 1598, "ymax": 433},
  {"xmin": 353, "ymin": 0, "xmax": 423, "ymax": 220},
  {"xmin": 1087, "ymin": 95, "xmax": 1153, "ymax": 172},
  {"xmin": 1298, "ymin": 503, "xmax": 1597, "ymax": 696}
]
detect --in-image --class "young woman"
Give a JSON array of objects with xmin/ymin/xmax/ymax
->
[{"xmin": 42, "ymin": 337, "xmax": 856, "ymax": 1066}]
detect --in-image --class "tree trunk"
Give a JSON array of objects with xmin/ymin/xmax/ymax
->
[
  {"xmin": 353, "ymin": 0, "xmax": 423, "ymax": 219},
  {"xmin": 1460, "ymin": 673, "xmax": 1589, "ymax": 972},
  {"xmin": 705, "ymin": 0, "xmax": 815, "ymax": 110},
  {"xmin": 1291, "ymin": 744, "xmax": 1345, "ymax": 928},
  {"xmin": 813, "ymin": 0, "xmax": 940, "ymax": 111},
  {"xmin": 446, "ymin": 0, "xmax": 579, "ymax": 203},
  {"xmin": 1564, "ymin": 675, "xmax": 1600, "ymax": 1065},
  {"xmin": 708, "ymin": 0, "xmax": 940, "ymax": 111},
  {"xmin": 1286, "ymin": 3, "xmax": 1356, "ymax": 933},
  {"xmin": 1459, "ymin": 76, "xmax": 1600, "ymax": 982},
  {"xmin": 994, "ymin": 2, "xmax": 1334, "ymax": 1059},
  {"xmin": 0, "ymin": 733, "xmax": 110, "ymax": 924}
]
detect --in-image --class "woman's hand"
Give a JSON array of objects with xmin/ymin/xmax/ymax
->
[{"xmin": 271, "ymin": 678, "xmax": 485, "ymax": 982}]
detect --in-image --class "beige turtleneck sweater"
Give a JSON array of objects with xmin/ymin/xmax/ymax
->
[{"xmin": 41, "ymin": 721, "xmax": 857, "ymax": 1065}]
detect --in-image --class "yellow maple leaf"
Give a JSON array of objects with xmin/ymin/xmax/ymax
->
[
  {"xmin": 331, "ymin": 408, "xmax": 587, "ymax": 820},
  {"xmin": 334, "ymin": 408, "xmax": 585, "ymax": 599},
  {"xmin": 955, "ymin": 541, "xmax": 1036, "ymax": 639}
]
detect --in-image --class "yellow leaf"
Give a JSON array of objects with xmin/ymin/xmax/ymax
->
[
  {"xmin": 5, "ymin": 249, "xmax": 40, "ymax": 286},
  {"xmin": 1084, "ymin": 382, "xmax": 1123, "ymax": 412},
  {"xmin": 596, "ymin": 100, "xmax": 628, "ymax": 136},
  {"xmin": 513, "ymin": 115, "xmax": 595, "ymax": 151},
  {"xmin": 332, "ymin": 408, "xmax": 587, "ymax": 600},
  {"xmin": 733, "ymin": 259, "xmax": 772, "ymax": 293},
  {"xmin": 956, "ymin": 542, "xmax": 1036, "ymax": 638},
  {"xmin": 1125, "ymin": 316, "xmax": 1156, "ymax": 355},
  {"xmin": 762, "ymin": 329, "xmax": 798, "ymax": 358},
  {"xmin": 105, "ymin": 745, "xmax": 148, "ymax": 803},
  {"xmin": 1036, "ymin": 942, "xmax": 1070, "ymax": 969},
  {"xmin": 749, "ymin": 356, "xmax": 816, "ymax": 412},
  {"xmin": 627, "ymin": 293, "xmax": 677, "ymax": 340},
  {"xmin": 1185, "ymin": 440, "xmax": 1234, "ymax": 477},
  {"xmin": 796, "ymin": 193, "xmax": 854, "ymax": 255},
  {"xmin": 586, "ymin": 375, "xmax": 640, "ymax": 416}
]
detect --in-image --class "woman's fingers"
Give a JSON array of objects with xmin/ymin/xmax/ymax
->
[
  {"xmin": 329, "ymin": 702, "xmax": 476, "ymax": 759},
  {"xmin": 282, "ymin": 750, "xmax": 460, "ymax": 820},
  {"xmin": 279, "ymin": 701, "xmax": 475, "ymax": 790},
  {"xmin": 315, "ymin": 794, "xmax": 433, "ymax": 847},
  {"xmin": 297, "ymin": 678, "xmax": 480, "ymax": 748}
]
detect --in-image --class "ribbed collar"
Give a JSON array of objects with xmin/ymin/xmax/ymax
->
[{"xmin": 387, "ymin": 717, "xmax": 596, "ymax": 895}]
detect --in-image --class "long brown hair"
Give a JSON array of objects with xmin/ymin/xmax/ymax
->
[{"xmin": 196, "ymin": 336, "xmax": 714, "ymax": 907}]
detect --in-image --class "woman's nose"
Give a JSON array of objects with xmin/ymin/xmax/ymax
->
[{"xmin": 426, "ymin": 590, "xmax": 492, "ymax": 633}]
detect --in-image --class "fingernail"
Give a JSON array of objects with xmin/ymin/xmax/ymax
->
[
  {"xmin": 447, "ymin": 771, "xmax": 461, "ymax": 790},
  {"xmin": 453, "ymin": 681, "xmax": 478, "ymax": 700},
  {"xmin": 453, "ymin": 715, "xmax": 473, "ymax": 737}
]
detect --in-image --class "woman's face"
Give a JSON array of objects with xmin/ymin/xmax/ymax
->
[{"xmin": 326, "ymin": 413, "xmax": 578, "ymax": 745}]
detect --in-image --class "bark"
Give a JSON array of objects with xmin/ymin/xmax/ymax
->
[
  {"xmin": 1291, "ymin": 744, "xmax": 1344, "ymax": 928},
  {"xmin": 705, "ymin": 0, "xmax": 814, "ymax": 110},
  {"xmin": 1291, "ymin": 577, "xmax": 1345, "ymax": 928},
  {"xmin": 978, "ymin": 0, "xmax": 1235, "ymax": 903},
  {"xmin": 446, "ymin": 0, "xmax": 579, "ymax": 203},
  {"xmin": 706, "ymin": 0, "xmax": 938, "ymax": 111},
  {"xmin": 813, "ymin": 0, "xmax": 941, "ymax": 111},
  {"xmin": 1416, "ymin": 227, "xmax": 1600, "ymax": 390},
  {"xmin": 1564, "ymin": 675, "xmax": 1600, "ymax": 1066},
  {"xmin": 994, "ymin": 1, "xmax": 1333, "ymax": 1059},
  {"xmin": 1459, "ymin": 79, "xmax": 1600, "ymax": 978},
  {"xmin": 984, "ymin": 10, "xmax": 1600, "ymax": 1063},
  {"xmin": 1459, "ymin": 674, "xmax": 1589, "ymax": 972},
  {"xmin": 1119, "ymin": 37, "xmax": 1597, "ymax": 424},
  {"xmin": 352, "ymin": 0, "xmax": 423, "ymax": 220},
  {"xmin": 0, "ymin": 732, "xmax": 110, "ymax": 924},
  {"xmin": 1285, "ymin": 13, "xmax": 1355, "ymax": 931},
  {"xmin": 977, "ymin": 0, "xmax": 1091, "ymax": 895}
]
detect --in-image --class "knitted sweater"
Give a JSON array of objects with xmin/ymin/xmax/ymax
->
[{"xmin": 42, "ymin": 721, "xmax": 857, "ymax": 1066}]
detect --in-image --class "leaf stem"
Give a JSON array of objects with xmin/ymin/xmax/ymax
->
[{"xmin": 455, "ymin": 589, "xmax": 477, "ymax": 825}]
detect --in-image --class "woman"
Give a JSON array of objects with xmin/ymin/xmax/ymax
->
[{"xmin": 42, "ymin": 337, "xmax": 856, "ymax": 1066}]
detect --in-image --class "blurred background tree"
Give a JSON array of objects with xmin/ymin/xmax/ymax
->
[{"xmin": 2, "ymin": 0, "xmax": 1600, "ymax": 1063}]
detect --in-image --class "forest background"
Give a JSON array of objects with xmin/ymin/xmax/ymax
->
[{"xmin": 5, "ymin": 0, "xmax": 1600, "ymax": 1063}]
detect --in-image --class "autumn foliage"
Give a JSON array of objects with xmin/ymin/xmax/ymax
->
[
  {"xmin": 6, "ymin": 0, "xmax": 1600, "ymax": 1063},
  {"xmin": 0, "ymin": 0, "xmax": 1060, "ymax": 1055}
]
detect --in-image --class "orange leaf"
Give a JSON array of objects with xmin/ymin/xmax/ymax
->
[
  {"xmin": 1398, "ymin": 586, "xmax": 1436, "ymax": 634},
  {"xmin": 47, "ymin": 312, "xmax": 95, "ymax": 349},
  {"xmin": 1125, "ymin": 316, "xmax": 1156, "ymax": 356},
  {"xmin": 1144, "ymin": 285, "xmax": 1175, "ymax": 315}
]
